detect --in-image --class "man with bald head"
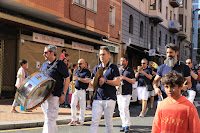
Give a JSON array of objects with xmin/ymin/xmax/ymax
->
[
  {"xmin": 185, "ymin": 59, "xmax": 198, "ymax": 103},
  {"xmin": 69, "ymin": 59, "xmax": 91, "ymax": 126}
]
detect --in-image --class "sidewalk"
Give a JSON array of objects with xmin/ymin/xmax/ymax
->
[{"xmin": 0, "ymin": 99, "xmax": 93, "ymax": 130}]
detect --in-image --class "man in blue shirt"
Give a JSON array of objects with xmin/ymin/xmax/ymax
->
[
  {"xmin": 40, "ymin": 45, "xmax": 70, "ymax": 133},
  {"xmin": 135, "ymin": 58, "xmax": 152, "ymax": 117},
  {"xmin": 185, "ymin": 59, "xmax": 198, "ymax": 103},
  {"xmin": 117, "ymin": 56, "xmax": 135, "ymax": 132},
  {"xmin": 69, "ymin": 59, "xmax": 91, "ymax": 126},
  {"xmin": 153, "ymin": 43, "xmax": 192, "ymax": 101},
  {"xmin": 89, "ymin": 47, "xmax": 120, "ymax": 133}
]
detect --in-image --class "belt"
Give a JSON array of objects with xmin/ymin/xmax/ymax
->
[{"xmin": 76, "ymin": 88, "xmax": 86, "ymax": 90}]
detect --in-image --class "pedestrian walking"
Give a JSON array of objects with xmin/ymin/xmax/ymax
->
[
  {"xmin": 152, "ymin": 71, "xmax": 200, "ymax": 133},
  {"xmin": 89, "ymin": 47, "xmax": 120, "ymax": 133},
  {"xmin": 185, "ymin": 59, "xmax": 198, "ymax": 103},
  {"xmin": 135, "ymin": 58, "xmax": 152, "ymax": 117},
  {"xmin": 11, "ymin": 59, "xmax": 28, "ymax": 113},
  {"xmin": 117, "ymin": 56, "xmax": 135, "ymax": 132},
  {"xmin": 69, "ymin": 59, "xmax": 91, "ymax": 126},
  {"xmin": 40, "ymin": 45, "xmax": 70, "ymax": 133},
  {"xmin": 153, "ymin": 43, "xmax": 192, "ymax": 102}
]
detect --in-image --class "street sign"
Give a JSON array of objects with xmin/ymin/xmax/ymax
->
[{"xmin": 149, "ymin": 49, "xmax": 156, "ymax": 56}]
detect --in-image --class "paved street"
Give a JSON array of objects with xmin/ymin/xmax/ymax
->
[{"xmin": 1, "ymin": 97, "xmax": 200, "ymax": 133}]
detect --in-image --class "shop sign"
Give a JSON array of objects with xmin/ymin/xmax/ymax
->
[
  {"xmin": 33, "ymin": 32, "xmax": 64, "ymax": 46},
  {"xmin": 72, "ymin": 42, "xmax": 94, "ymax": 52},
  {"xmin": 149, "ymin": 49, "xmax": 156, "ymax": 56},
  {"xmin": 100, "ymin": 45, "xmax": 119, "ymax": 53}
]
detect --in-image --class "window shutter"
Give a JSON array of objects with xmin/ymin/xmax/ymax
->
[
  {"xmin": 81, "ymin": 0, "xmax": 85, "ymax": 6},
  {"xmin": 94, "ymin": 0, "xmax": 97, "ymax": 12}
]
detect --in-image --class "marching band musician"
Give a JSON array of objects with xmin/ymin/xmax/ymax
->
[
  {"xmin": 68, "ymin": 59, "xmax": 91, "ymax": 126},
  {"xmin": 153, "ymin": 43, "xmax": 192, "ymax": 102},
  {"xmin": 135, "ymin": 58, "xmax": 152, "ymax": 117},
  {"xmin": 90, "ymin": 47, "xmax": 120, "ymax": 133},
  {"xmin": 185, "ymin": 59, "xmax": 198, "ymax": 103},
  {"xmin": 40, "ymin": 45, "xmax": 70, "ymax": 133},
  {"xmin": 117, "ymin": 56, "xmax": 135, "ymax": 132}
]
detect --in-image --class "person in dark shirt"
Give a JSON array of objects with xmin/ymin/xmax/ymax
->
[
  {"xmin": 89, "ymin": 47, "xmax": 120, "ymax": 133},
  {"xmin": 153, "ymin": 43, "xmax": 192, "ymax": 102},
  {"xmin": 68, "ymin": 59, "xmax": 91, "ymax": 126},
  {"xmin": 40, "ymin": 45, "xmax": 70, "ymax": 133},
  {"xmin": 117, "ymin": 56, "xmax": 135, "ymax": 132},
  {"xmin": 185, "ymin": 59, "xmax": 198, "ymax": 103},
  {"xmin": 135, "ymin": 58, "xmax": 152, "ymax": 117}
]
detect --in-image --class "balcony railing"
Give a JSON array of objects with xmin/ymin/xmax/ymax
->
[
  {"xmin": 169, "ymin": 0, "xmax": 180, "ymax": 8},
  {"xmin": 169, "ymin": 20, "xmax": 180, "ymax": 33}
]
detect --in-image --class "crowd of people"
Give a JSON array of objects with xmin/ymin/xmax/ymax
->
[{"xmin": 11, "ymin": 43, "xmax": 200, "ymax": 133}]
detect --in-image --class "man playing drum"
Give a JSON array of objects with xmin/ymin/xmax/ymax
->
[
  {"xmin": 90, "ymin": 47, "xmax": 120, "ymax": 133},
  {"xmin": 69, "ymin": 59, "xmax": 91, "ymax": 126},
  {"xmin": 40, "ymin": 45, "xmax": 70, "ymax": 133}
]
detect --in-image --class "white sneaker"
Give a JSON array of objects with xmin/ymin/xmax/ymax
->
[{"xmin": 139, "ymin": 107, "xmax": 148, "ymax": 118}]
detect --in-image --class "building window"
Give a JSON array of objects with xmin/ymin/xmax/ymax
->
[
  {"xmin": 170, "ymin": 37, "xmax": 172, "ymax": 43},
  {"xmin": 158, "ymin": 0, "xmax": 162, "ymax": 12},
  {"xmin": 109, "ymin": 5, "xmax": 115, "ymax": 26},
  {"xmin": 170, "ymin": 10, "xmax": 172, "ymax": 20},
  {"xmin": 180, "ymin": 0, "xmax": 184, "ymax": 8},
  {"xmin": 185, "ymin": 15, "xmax": 187, "ymax": 32},
  {"xmin": 87, "ymin": 0, "xmax": 97, "ymax": 12},
  {"xmin": 140, "ymin": 21, "xmax": 144, "ymax": 38},
  {"xmin": 173, "ymin": 39, "xmax": 176, "ymax": 44},
  {"xmin": 73, "ymin": 0, "xmax": 86, "ymax": 6},
  {"xmin": 185, "ymin": 0, "xmax": 187, "ymax": 9},
  {"xmin": 159, "ymin": 31, "xmax": 161, "ymax": 45},
  {"xmin": 150, "ymin": 0, "xmax": 156, "ymax": 10},
  {"xmin": 166, "ymin": 7, "xmax": 168, "ymax": 20},
  {"xmin": 165, "ymin": 34, "xmax": 168, "ymax": 45},
  {"xmin": 174, "ymin": 14, "xmax": 176, "ymax": 20},
  {"xmin": 179, "ymin": 14, "xmax": 183, "ymax": 31},
  {"xmin": 150, "ymin": 26, "xmax": 154, "ymax": 49},
  {"xmin": 73, "ymin": 0, "xmax": 97, "ymax": 12},
  {"xmin": 129, "ymin": 15, "xmax": 133, "ymax": 34}
]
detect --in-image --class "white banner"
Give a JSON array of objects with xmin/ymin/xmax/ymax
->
[
  {"xmin": 72, "ymin": 42, "xmax": 94, "ymax": 52},
  {"xmin": 33, "ymin": 32, "xmax": 64, "ymax": 46}
]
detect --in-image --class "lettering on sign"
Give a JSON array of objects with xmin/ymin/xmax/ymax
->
[
  {"xmin": 72, "ymin": 42, "xmax": 94, "ymax": 52},
  {"xmin": 33, "ymin": 32, "xmax": 64, "ymax": 46}
]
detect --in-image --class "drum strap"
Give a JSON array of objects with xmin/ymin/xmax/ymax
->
[{"xmin": 45, "ymin": 59, "xmax": 59, "ymax": 74}]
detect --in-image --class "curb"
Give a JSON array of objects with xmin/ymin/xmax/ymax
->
[{"xmin": 0, "ymin": 112, "xmax": 118, "ymax": 130}]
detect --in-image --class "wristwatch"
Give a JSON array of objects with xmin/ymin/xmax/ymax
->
[
  {"xmin": 105, "ymin": 79, "xmax": 108, "ymax": 84},
  {"xmin": 62, "ymin": 91, "xmax": 67, "ymax": 95}
]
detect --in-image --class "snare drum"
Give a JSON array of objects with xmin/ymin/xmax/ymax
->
[{"xmin": 15, "ymin": 72, "xmax": 55, "ymax": 110}]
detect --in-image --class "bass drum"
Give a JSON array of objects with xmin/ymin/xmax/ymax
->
[{"xmin": 15, "ymin": 72, "xmax": 55, "ymax": 110}]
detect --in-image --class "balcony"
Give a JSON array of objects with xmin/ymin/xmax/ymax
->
[
  {"xmin": 168, "ymin": 20, "xmax": 180, "ymax": 33},
  {"xmin": 169, "ymin": 0, "xmax": 180, "ymax": 8},
  {"xmin": 178, "ymin": 31, "xmax": 187, "ymax": 41}
]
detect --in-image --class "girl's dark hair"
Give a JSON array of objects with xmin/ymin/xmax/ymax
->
[
  {"xmin": 161, "ymin": 71, "xmax": 184, "ymax": 88},
  {"xmin": 19, "ymin": 59, "xmax": 27, "ymax": 66}
]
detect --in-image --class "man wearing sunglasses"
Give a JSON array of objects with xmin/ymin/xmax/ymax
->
[
  {"xmin": 185, "ymin": 59, "xmax": 198, "ymax": 103},
  {"xmin": 135, "ymin": 58, "xmax": 152, "ymax": 117},
  {"xmin": 153, "ymin": 43, "xmax": 192, "ymax": 102},
  {"xmin": 69, "ymin": 59, "xmax": 91, "ymax": 126},
  {"xmin": 40, "ymin": 45, "xmax": 70, "ymax": 133}
]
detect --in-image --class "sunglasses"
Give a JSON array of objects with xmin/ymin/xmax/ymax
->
[
  {"xmin": 78, "ymin": 63, "xmax": 83, "ymax": 65},
  {"xmin": 186, "ymin": 62, "xmax": 191, "ymax": 64},
  {"xmin": 141, "ymin": 63, "xmax": 146, "ymax": 64},
  {"xmin": 44, "ymin": 51, "xmax": 51, "ymax": 54}
]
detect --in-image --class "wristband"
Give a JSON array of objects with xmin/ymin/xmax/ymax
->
[
  {"xmin": 78, "ymin": 77, "xmax": 80, "ymax": 81},
  {"xmin": 62, "ymin": 91, "xmax": 67, "ymax": 95}
]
